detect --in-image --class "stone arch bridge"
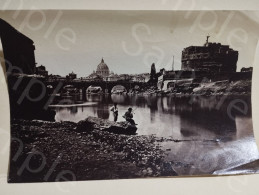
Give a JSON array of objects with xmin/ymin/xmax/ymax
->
[{"xmin": 45, "ymin": 80, "xmax": 146, "ymax": 95}]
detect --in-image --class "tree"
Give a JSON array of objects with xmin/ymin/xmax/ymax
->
[{"xmin": 150, "ymin": 63, "xmax": 157, "ymax": 83}]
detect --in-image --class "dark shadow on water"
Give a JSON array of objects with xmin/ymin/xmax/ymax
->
[{"xmin": 53, "ymin": 94, "xmax": 252, "ymax": 138}]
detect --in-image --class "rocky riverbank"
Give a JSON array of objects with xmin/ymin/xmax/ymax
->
[
  {"xmin": 192, "ymin": 80, "xmax": 251, "ymax": 96},
  {"xmin": 9, "ymin": 119, "xmax": 177, "ymax": 183},
  {"xmin": 128, "ymin": 80, "xmax": 251, "ymax": 96}
]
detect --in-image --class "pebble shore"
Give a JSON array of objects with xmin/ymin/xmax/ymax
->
[{"xmin": 9, "ymin": 119, "xmax": 177, "ymax": 182}]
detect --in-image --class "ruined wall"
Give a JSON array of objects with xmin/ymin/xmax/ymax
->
[
  {"xmin": 0, "ymin": 18, "xmax": 36, "ymax": 75},
  {"xmin": 0, "ymin": 19, "xmax": 55, "ymax": 121}
]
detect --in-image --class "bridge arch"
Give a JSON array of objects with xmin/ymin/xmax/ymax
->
[
  {"xmin": 86, "ymin": 85, "xmax": 104, "ymax": 94},
  {"xmin": 45, "ymin": 81, "xmax": 146, "ymax": 95},
  {"xmin": 111, "ymin": 85, "xmax": 127, "ymax": 94}
]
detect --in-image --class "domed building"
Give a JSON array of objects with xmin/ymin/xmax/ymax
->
[{"xmin": 96, "ymin": 58, "xmax": 110, "ymax": 77}]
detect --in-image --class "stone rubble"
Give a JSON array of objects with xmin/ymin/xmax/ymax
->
[{"xmin": 9, "ymin": 119, "xmax": 177, "ymax": 182}]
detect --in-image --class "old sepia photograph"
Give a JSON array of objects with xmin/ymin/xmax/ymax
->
[{"xmin": 1, "ymin": 10, "xmax": 259, "ymax": 182}]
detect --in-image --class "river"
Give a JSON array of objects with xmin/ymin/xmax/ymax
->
[{"xmin": 51, "ymin": 94, "xmax": 259, "ymax": 175}]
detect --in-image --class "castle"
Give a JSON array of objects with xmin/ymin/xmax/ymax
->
[{"xmin": 181, "ymin": 36, "xmax": 238, "ymax": 73}]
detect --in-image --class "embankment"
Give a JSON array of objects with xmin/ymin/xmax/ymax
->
[{"xmin": 192, "ymin": 80, "xmax": 251, "ymax": 96}]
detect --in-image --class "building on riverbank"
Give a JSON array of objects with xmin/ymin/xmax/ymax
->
[
  {"xmin": 157, "ymin": 68, "xmax": 252, "ymax": 91},
  {"xmin": 36, "ymin": 65, "xmax": 48, "ymax": 77},
  {"xmin": 157, "ymin": 69, "xmax": 201, "ymax": 91},
  {"xmin": 181, "ymin": 36, "xmax": 238, "ymax": 73},
  {"xmin": 157, "ymin": 36, "xmax": 242, "ymax": 91}
]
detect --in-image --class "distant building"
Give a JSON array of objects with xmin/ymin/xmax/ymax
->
[
  {"xmin": 36, "ymin": 65, "xmax": 48, "ymax": 77},
  {"xmin": 105, "ymin": 73, "xmax": 133, "ymax": 82},
  {"xmin": 83, "ymin": 72, "xmax": 103, "ymax": 82},
  {"xmin": 181, "ymin": 36, "xmax": 238, "ymax": 73},
  {"xmin": 157, "ymin": 69, "xmax": 174, "ymax": 90},
  {"xmin": 106, "ymin": 73, "xmax": 121, "ymax": 81},
  {"xmin": 67, "ymin": 71, "xmax": 77, "ymax": 80},
  {"xmin": 47, "ymin": 74, "xmax": 66, "ymax": 82},
  {"xmin": 86, "ymin": 58, "xmax": 149, "ymax": 83},
  {"xmin": 96, "ymin": 58, "xmax": 110, "ymax": 77},
  {"xmin": 157, "ymin": 70, "xmax": 194, "ymax": 91},
  {"xmin": 139, "ymin": 73, "xmax": 150, "ymax": 82},
  {"xmin": 132, "ymin": 75, "xmax": 145, "ymax": 82},
  {"xmin": 119, "ymin": 74, "xmax": 132, "ymax": 81},
  {"xmin": 129, "ymin": 73, "xmax": 149, "ymax": 83},
  {"xmin": 87, "ymin": 58, "xmax": 110, "ymax": 81}
]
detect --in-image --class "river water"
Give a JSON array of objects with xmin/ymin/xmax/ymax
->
[{"xmin": 51, "ymin": 94, "xmax": 259, "ymax": 175}]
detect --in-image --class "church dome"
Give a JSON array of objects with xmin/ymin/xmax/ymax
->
[{"xmin": 96, "ymin": 58, "xmax": 110, "ymax": 77}]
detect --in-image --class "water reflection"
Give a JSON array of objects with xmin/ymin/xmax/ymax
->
[
  {"xmin": 52, "ymin": 94, "xmax": 258, "ymax": 175},
  {"xmin": 97, "ymin": 104, "xmax": 110, "ymax": 119},
  {"xmin": 53, "ymin": 94, "xmax": 252, "ymax": 139},
  {"xmin": 86, "ymin": 94, "xmax": 104, "ymax": 102}
]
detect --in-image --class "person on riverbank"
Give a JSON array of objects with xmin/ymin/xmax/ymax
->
[
  {"xmin": 110, "ymin": 103, "xmax": 118, "ymax": 122},
  {"xmin": 124, "ymin": 107, "xmax": 136, "ymax": 125}
]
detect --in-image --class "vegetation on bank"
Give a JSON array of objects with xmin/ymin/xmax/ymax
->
[
  {"xmin": 192, "ymin": 80, "xmax": 251, "ymax": 96},
  {"xmin": 126, "ymin": 79, "xmax": 252, "ymax": 96}
]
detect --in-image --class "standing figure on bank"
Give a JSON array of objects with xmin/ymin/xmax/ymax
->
[
  {"xmin": 110, "ymin": 103, "xmax": 118, "ymax": 122},
  {"xmin": 124, "ymin": 107, "xmax": 136, "ymax": 125}
]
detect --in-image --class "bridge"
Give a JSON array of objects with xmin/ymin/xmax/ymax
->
[{"xmin": 45, "ymin": 80, "xmax": 147, "ymax": 94}]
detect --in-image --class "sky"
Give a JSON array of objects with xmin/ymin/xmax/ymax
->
[{"xmin": 1, "ymin": 10, "xmax": 259, "ymax": 77}]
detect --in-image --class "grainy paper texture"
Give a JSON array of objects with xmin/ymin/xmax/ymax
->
[{"xmin": 1, "ymin": 0, "xmax": 256, "ymax": 194}]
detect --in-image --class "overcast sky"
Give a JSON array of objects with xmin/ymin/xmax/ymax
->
[{"xmin": 1, "ymin": 10, "xmax": 259, "ymax": 77}]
